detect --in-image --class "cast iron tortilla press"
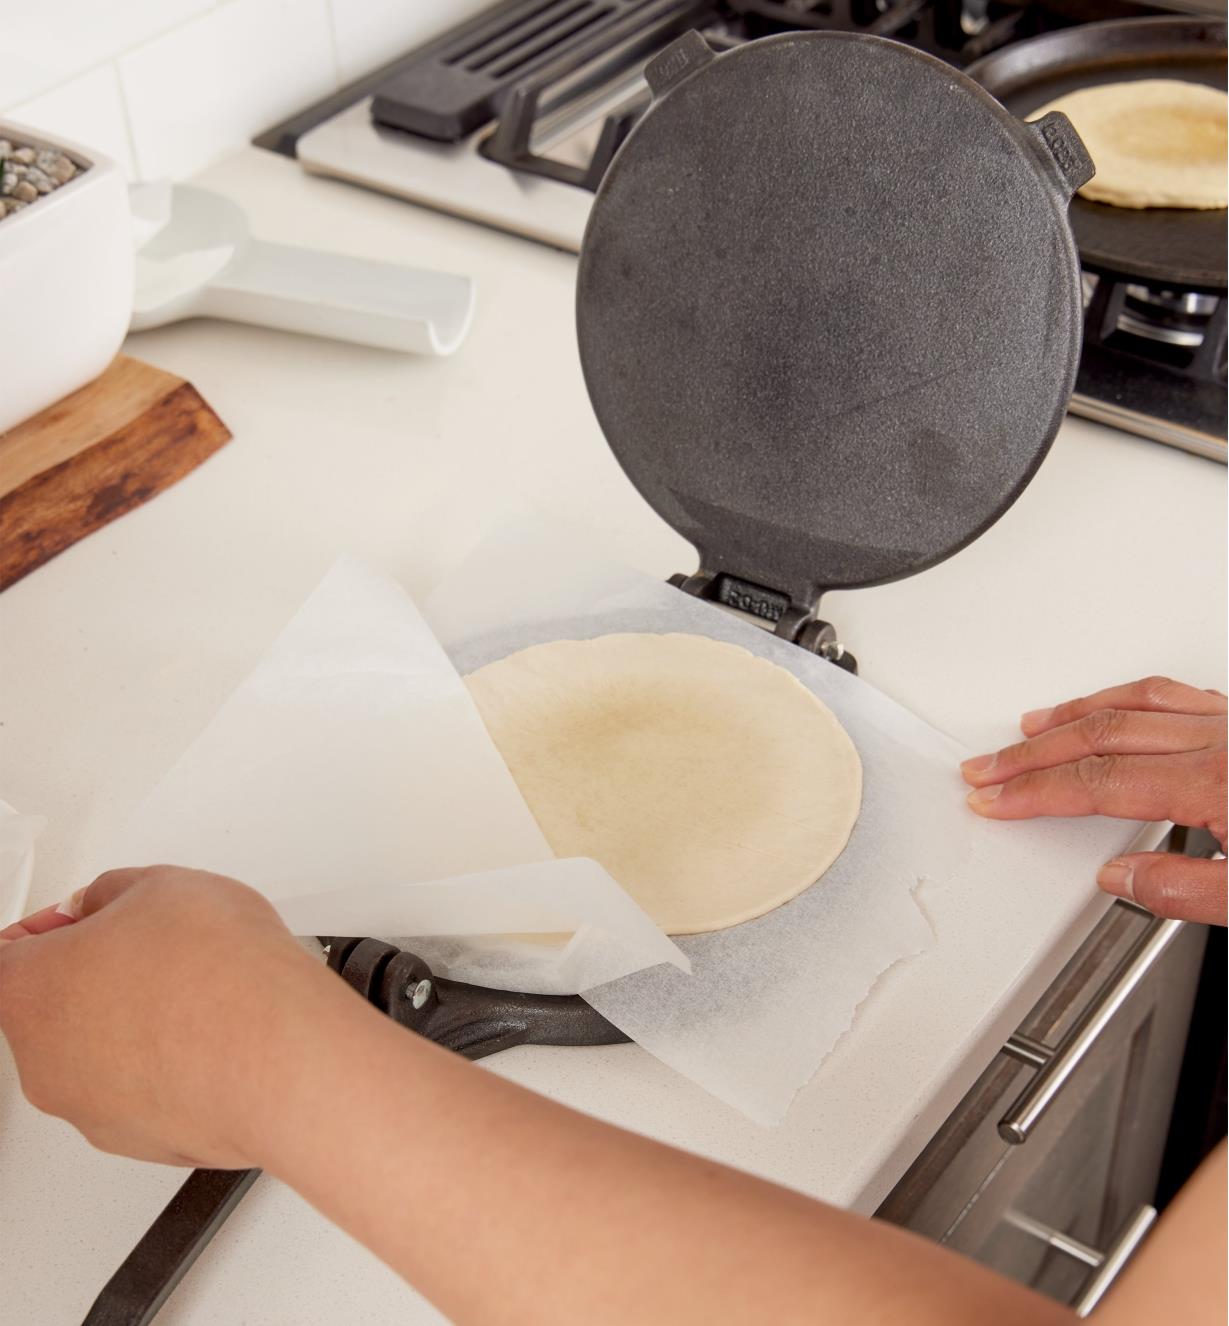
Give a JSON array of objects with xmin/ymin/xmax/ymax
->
[
  {"xmin": 83, "ymin": 31, "xmax": 1091, "ymax": 1326},
  {"xmin": 579, "ymin": 28, "xmax": 1091, "ymax": 667}
]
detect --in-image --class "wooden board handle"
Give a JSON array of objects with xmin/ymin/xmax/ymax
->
[{"xmin": 0, "ymin": 355, "xmax": 231, "ymax": 591}]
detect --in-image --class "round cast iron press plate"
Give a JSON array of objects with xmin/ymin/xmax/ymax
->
[
  {"xmin": 577, "ymin": 32, "xmax": 1085, "ymax": 602},
  {"xmin": 968, "ymin": 17, "xmax": 1228, "ymax": 291}
]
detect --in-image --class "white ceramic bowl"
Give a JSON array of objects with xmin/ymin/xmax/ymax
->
[{"xmin": 0, "ymin": 122, "xmax": 133, "ymax": 435}]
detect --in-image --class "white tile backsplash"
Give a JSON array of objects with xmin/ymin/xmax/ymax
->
[
  {"xmin": 2, "ymin": 0, "xmax": 217, "ymax": 105},
  {"xmin": 0, "ymin": 0, "xmax": 495, "ymax": 180},
  {"xmin": 119, "ymin": 0, "xmax": 338, "ymax": 179},
  {"xmin": 5, "ymin": 64, "xmax": 137, "ymax": 177}
]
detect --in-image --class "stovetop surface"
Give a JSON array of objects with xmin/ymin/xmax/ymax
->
[
  {"xmin": 256, "ymin": 0, "xmax": 1227, "ymax": 460},
  {"xmin": 263, "ymin": 0, "xmax": 1216, "ymax": 168}
]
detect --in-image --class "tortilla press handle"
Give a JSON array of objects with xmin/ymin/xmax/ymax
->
[
  {"xmin": 1026, "ymin": 111, "xmax": 1095, "ymax": 198},
  {"xmin": 82, "ymin": 941, "xmax": 627, "ymax": 1326},
  {"xmin": 81, "ymin": 1169, "xmax": 258, "ymax": 1326},
  {"xmin": 325, "ymin": 936, "xmax": 630, "ymax": 1059}
]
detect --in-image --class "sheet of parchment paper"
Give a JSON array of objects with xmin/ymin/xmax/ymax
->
[
  {"xmin": 107, "ymin": 555, "xmax": 687, "ymax": 994},
  {"xmin": 0, "ymin": 801, "xmax": 42, "ymax": 928},
  {"xmin": 278, "ymin": 858, "xmax": 687, "ymax": 994},
  {"xmin": 427, "ymin": 522, "xmax": 1148, "ymax": 1124},
  {"xmin": 424, "ymin": 524, "xmax": 949, "ymax": 1124}
]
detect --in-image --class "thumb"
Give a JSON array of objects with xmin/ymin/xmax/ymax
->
[
  {"xmin": 0, "ymin": 867, "xmax": 140, "ymax": 944},
  {"xmin": 1097, "ymin": 853, "xmax": 1226, "ymax": 926},
  {"xmin": 79, "ymin": 867, "xmax": 153, "ymax": 918}
]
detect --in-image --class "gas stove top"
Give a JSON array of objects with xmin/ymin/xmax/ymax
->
[{"xmin": 257, "ymin": 0, "xmax": 1227, "ymax": 462}]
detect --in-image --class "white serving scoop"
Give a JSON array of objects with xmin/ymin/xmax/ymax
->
[{"xmin": 129, "ymin": 183, "xmax": 475, "ymax": 355}]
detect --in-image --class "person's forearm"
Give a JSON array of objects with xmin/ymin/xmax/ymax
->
[{"xmin": 256, "ymin": 976, "xmax": 1072, "ymax": 1326}]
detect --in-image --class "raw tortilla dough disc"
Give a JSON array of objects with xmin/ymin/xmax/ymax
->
[
  {"xmin": 1030, "ymin": 80, "xmax": 1228, "ymax": 210},
  {"xmin": 465, "ymin": 633, "xmax": 862, "ymax": 935}
]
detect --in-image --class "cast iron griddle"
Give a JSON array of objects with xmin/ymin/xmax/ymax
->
[
  {"xmin": 968, "ymin": 17, "xmax": 1228, "ymax": 290},
  {"xmin": 577, "ymin": 31, "xmax": 1088, "ymax": 607}
]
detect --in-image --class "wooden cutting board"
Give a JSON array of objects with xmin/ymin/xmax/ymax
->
[{"xmin": 0, "ymin": 355, "xmax": 231, "ymax": 591}]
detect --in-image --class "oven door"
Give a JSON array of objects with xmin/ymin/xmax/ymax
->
[{"xmin": 877, "ymin": 900, "xmax": 1207, "ymax": 1310}]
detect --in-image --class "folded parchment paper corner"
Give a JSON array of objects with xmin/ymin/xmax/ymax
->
[{"xmin": 105, "ymin": 556, "xmax": 687, "ymax": 998}]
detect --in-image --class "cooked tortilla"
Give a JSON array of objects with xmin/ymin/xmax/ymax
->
[{"xmin": 1031, "ymin": 80, "xmax": 1227, "ymax": 209}]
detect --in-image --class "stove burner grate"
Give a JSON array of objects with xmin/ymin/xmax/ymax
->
[
  {"xmin": 1120, "ymin": 284, "xmax": 1222, "ymax": 349},
  {"xmin": 1072, "ymin": 265, "xmax": 1227, "ymax": 460},
  {"xmin": 1084, "ymin": 269, "xmax": 1227, "ymax": 380},
  {"xmin": 376, "ymin": 0, "xmax": 1087, "ymax": 193}
]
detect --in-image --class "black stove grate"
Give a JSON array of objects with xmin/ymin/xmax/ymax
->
[
  {"xmin": 477, "ymin": 0, "xmax": 716, "ymax": 187},
  {"xmin": 371, "ymin": 0, "xmax": 715, "ymax": 141},
  {"xmin": 468, "ymin": 0, "xmax": 1170, "ymax": 189},
  {"xmin": 1076, "ymin": 268, "xmax": 1227, "ymax": 447}
]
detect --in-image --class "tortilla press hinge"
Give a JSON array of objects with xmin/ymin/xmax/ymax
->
[{"xmin": 668, "ymin": 571, "xmax": 857, "ymax": 673}]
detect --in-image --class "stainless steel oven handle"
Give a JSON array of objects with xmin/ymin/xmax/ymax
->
[
  {"xmin": 998, "ymin": 913, "xmax": 1184, "ymax": 1144},
  {"xmin": 1005, "ymin": 1205, "xmax": 1157, "ymax": 1316},
  {"xmin": 1072, "ymin": 1206, "xmax": 1158, "ymax": 1316}
]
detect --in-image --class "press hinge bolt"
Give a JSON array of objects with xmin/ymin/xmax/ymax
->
[{"xmin": 797, "ymin": 618, "xmax": 839, "ymax": 658}]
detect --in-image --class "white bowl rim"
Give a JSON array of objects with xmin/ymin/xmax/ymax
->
[{"xmin": 0, "ymin": 119, "xmax": 123, "ymax": 242}]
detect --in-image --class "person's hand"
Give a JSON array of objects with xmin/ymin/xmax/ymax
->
[
  {"xmin": 960, "ymin": 676, "xmax": 1226, "ymax": 925},
  {"xmin": 0, "ymin": 866, "xmax": 340, "ymax": 1168}
]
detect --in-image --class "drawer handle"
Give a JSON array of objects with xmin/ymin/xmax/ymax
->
[
  {"xmin": 1002, "ymin": 1204, "xmax": 1156, "ymax": 1315},
  {"xmin": 1006, "ymin": 1205, "xmax": 1157, "ymax": 1315},
  {"xmin": 998, "ymin": 914, "xmax": 1184, "ymax": 1144}
]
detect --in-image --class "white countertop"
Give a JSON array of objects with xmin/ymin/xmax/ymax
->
[{"xmin": 0, "ymin": 148, "xmax": 1225, "ymax": 1326}]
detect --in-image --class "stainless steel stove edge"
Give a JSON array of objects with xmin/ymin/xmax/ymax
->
[{"xmin": 1068, "ymin": 393, "xmax": 1228, "ymax": 464}]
